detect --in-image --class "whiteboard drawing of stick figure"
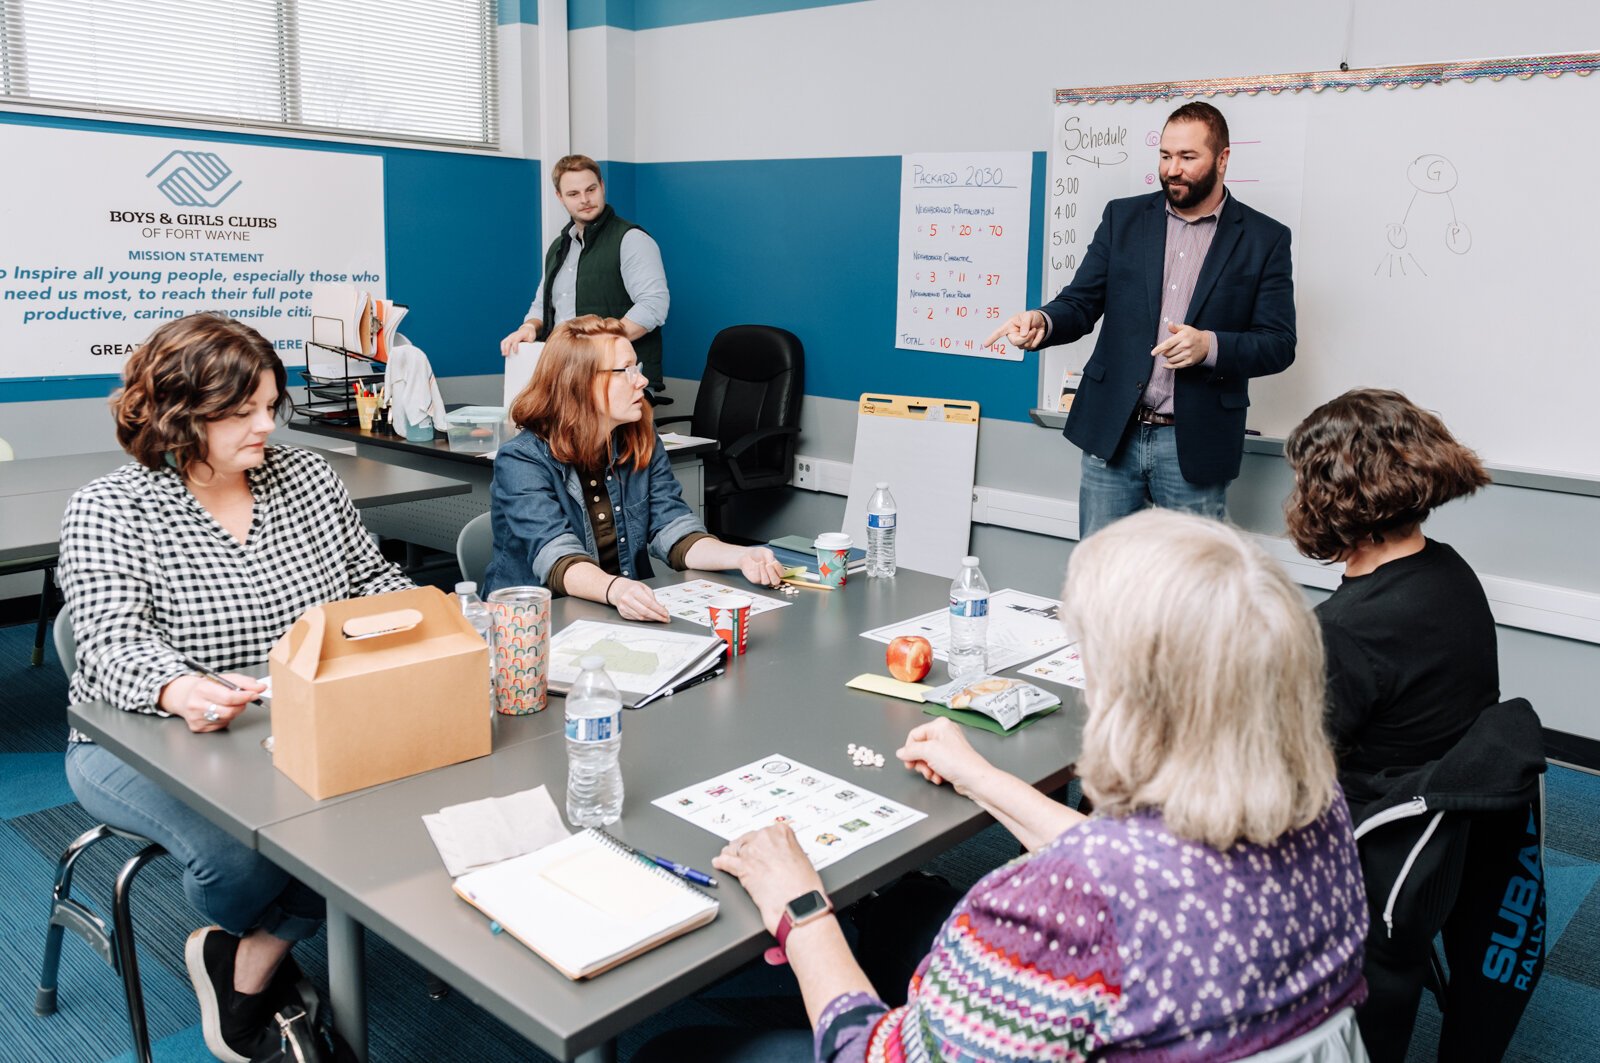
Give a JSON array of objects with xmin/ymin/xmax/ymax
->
[{"xmin": 1377, "ymin": 154, "xmax": 1472, "ymax": 277}]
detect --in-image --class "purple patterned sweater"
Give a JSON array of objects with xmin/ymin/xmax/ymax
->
[{"xmin": 818, "ymin": 795, "xmax": 1368, "ymax": 1062}]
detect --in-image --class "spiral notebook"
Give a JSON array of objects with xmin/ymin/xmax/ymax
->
[{"xmin": 452, "ymin": 828, "xmax": 719, "ymax": 980}]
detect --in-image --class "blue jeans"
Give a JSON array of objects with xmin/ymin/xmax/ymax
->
[
  {"xmin": 1078, "ymin": 422, "xmax": 1228, "ymax": 539},
  {"xmin": 65, "ymin": 742, "xmax": 324, "ymax": 941}
]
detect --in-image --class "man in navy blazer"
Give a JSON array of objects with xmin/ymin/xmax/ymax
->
[{"xmin": 988, "ymin": 102, "xmax": 1295, "ymax": 537}]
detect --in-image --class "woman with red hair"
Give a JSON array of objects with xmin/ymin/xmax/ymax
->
[{"xmin": 485, "ymin": 315, "xmax": 783, "ymax": 619}]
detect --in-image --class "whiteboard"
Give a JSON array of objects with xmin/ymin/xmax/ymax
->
[{"xmin": 1041, "ymin": 59, "xmax": 1599, "ymax": 479}]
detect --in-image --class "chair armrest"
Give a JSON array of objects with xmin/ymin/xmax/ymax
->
[
  {"xmin": 722, "ymin": 424, "xmax": 799, "ymax": 461},
  {"xmin": 723, "ymin": 425, "xmax": 800, "ymax": 491},
  {"xmin": 654, "ymin": 415, "xmax": 694, "ymax": 429}
]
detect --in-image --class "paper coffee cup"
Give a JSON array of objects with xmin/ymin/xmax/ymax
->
[
  {"xmin": 813, "ymin": 532, "xmax": 853, "ymax": 588},
  {"xmin": 708, "ymin": 593, "xmax": 753, "ymax": 656}
]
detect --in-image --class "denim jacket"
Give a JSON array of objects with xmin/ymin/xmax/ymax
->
[{"xmin": 483, "ymin": 429, "xmax": 705, "ymax": 593}]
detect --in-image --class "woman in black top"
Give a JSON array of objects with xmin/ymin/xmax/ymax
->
[
  {"xmin": 1284, "ymin": 388, "xmax": 1507, "ymax": 1061},
  {"xmin": 1285, "ymin": 388, "xmax": 1496, "ymax": 812}
]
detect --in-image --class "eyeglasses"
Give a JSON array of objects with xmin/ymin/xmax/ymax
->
[{"xmin": 602, "ymin": 364, "xmax": 645, "ymax": 382}]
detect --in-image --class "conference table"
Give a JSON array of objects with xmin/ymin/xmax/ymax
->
[
  {"xmin": 0, "ymin": 447, "xmax": 473, "ymax": 566},
  {"xmin": 290, "ymin": 410, "xmax": 718, "ymax": 553},
  {"xmin": 67, "ymin": 569, "xmax": 1086, "ymax": 1062}
]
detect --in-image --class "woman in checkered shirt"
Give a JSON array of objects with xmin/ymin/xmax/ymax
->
[{"xmin": 57, "ymin": 313, "xmax": 412, "ymax": 1062}]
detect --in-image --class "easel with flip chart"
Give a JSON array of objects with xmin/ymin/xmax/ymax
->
[{"xmin": 842, "ymin": 395, "xmax": 979, "ymax": 580}]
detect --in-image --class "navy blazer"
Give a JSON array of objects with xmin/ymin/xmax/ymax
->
[{"xmin": 1041, "ymin": 191, "xmax": 1296, "ymax": 485}]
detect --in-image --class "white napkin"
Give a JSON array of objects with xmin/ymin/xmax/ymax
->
[
  {"xmin": 386, "ymin": 343, "xmax": 452, "ymax": 434},
  {"xmin": 421, "ymin": 784, "xmax": 570, "ymax": 877}
]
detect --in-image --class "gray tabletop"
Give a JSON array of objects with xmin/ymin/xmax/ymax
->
[
  {"xmin": 67, "ymin": 686, "xmax": 559, "ymax": 848},
  {"xmin": 258, "ymin": 569, "xmax": 1085, "ymax": 1060},
  {"xmin": 0, "ymin": 448, "xmax": 470, "ymax": 565}
]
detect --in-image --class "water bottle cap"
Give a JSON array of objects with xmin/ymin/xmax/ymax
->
[
  {"xmin": 875, "ymin": 481, "xmax": 888, "ymax": 489},
  {"xmin": 455, "ymin": 581, "xmax": 477, "ymax": 594},
  {"xmin": 580, "ymin": 655, "xmax": 606, "ymax": 671},
  {"xmin": 963, "ymin": 556, "xmax": 980, "ymax": 567}
]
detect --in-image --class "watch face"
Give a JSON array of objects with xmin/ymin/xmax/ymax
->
[{"xmin": 787, "ymin": 890, "xmax": 828, "ymax": 922}]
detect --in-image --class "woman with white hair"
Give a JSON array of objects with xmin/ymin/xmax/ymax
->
[{"xmin": 642, "ymin": 510, "xmax": 1369, "ymax": 1062}]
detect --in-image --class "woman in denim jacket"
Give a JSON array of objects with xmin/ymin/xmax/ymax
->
[{"xmin": 486, "ymin": 315, "xmax": 784, "ymax": 620}]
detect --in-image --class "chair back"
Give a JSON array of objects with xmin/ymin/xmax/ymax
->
[
  {"xmin": 456, "ymin": 511, "xmax": 494, "ymax": 587},
  {"xmin": 691, "ymin": 325, "xmax": 804, "ymax": 478},
  {"xmin": 54, "ymin": 609, "xmax": 76, "ymax": 676},
  {"xmin": 0, "ymin": 436, "xmax": 14, "ymax": 461}
]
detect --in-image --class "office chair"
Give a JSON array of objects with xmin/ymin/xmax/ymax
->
[
  {"xmin": 657, "ymin": 325, "xmax": 804, "ymax": 534},
  {"xmin": 0, "ymin": 437, "xmax": 57, "ymax": 666},
  {"xmin": 456, "ymin": 511, "xmax": 494, "ymax": 587},
  {"xmin": 35, "ymin": 612, "xmax": 169, "ymax": 1063}
]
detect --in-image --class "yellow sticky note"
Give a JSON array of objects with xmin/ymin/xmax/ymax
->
[{"xmin": 847, "ymin": 673, "xmax": 932, "ymax": 703}]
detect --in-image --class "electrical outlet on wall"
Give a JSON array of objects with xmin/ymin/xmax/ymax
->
[{"xmin": 793, "ymin": 457, "xmax": 817, "ymax": 490}]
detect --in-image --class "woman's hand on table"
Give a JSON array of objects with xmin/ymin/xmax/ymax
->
[
  {"xmin": 898, "ymin": 716, "xmax": 995, "ymax": 796},
  {"xmin": 738, "ymin": 547, "xmax": 786, "ymax": 588},
  {"xmin": 714, "ymin": 823, "xmax": 826, "ymax": 935},
  {"xmin": 158, "ymin": 673, "xmax": 264, "ymax": 733},
  {"xmin": 609, "ymin": 578, "xmax": 671, "ymax": 623}
]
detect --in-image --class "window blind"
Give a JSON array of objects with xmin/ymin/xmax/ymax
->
[{"xmin": 0, "ymin": 0, "xmax": 498, "ymax": 148}]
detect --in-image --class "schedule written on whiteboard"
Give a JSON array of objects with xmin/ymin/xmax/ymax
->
[{"xmin": 895, "ymin": 152, "xmax": 1031, "ymax": 361}]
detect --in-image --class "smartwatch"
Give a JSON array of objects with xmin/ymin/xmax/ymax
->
[{"xmin": 764, "ymin": 889, "xmax": 833, "ymax": 966}]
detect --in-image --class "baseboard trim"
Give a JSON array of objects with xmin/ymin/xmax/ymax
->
[{"xmin": 1545, "ymin": 728, "xmax": 1600, "ymax": 773}]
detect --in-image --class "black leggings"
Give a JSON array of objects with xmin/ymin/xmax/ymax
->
[{"xmin": 1357, "ymin": 805, "xmax": 1547, "ymax": 1063}]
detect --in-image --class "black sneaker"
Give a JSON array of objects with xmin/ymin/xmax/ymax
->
[{"xmin": 185, "ymin": 926, "xmax": 276, "ymax": 1063}]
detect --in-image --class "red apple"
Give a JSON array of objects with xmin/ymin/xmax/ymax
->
[{"xmin": 886, "ymin": 635, "xmax": 933, "ymax": 683}]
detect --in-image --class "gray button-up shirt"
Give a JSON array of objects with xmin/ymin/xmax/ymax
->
[
  {"xmin": 1144, "ymin": 196, "xmax": 1224, "ymax": 415},
  {"xmin": 524, "ymin": 227, "xmax": 670, "ymax": 332}
]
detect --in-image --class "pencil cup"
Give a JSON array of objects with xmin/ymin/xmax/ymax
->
[
  {"xmin": 813, "ymin": 532, "xmax": 853, "ymax": 588},
  {"xmin": 487, "ymin": 586, "xmax": 550, "ymax": 714},
  {"xmin": 355, "ymin": 393, "xmax": 379, "ymax": 431},
  {"xmin": 707, "ymin": 594, "xmax": 753, "ymax": 657}
]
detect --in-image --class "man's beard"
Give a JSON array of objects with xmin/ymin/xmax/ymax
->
[{"xmin": 1161, "ymin": 163, "xmax": 1219, "ymax": 209}]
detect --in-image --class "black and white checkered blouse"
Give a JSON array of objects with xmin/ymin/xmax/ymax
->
[{"xmin": 57, "ymin": 444, "xmax": 413, "ymax": 742}]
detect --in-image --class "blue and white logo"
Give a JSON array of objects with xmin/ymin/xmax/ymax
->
[{"xmin": 146, "ymin": 150, "xmax": 242, "ymax": 207}]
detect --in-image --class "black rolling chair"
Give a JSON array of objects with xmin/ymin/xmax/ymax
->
[
  {"xmin": 35, "ymin": 613, "xmax": 169, "ymax": 1063},
  {"xmin": 657, "ymin": 325, "xmax": 804, "ymax": 535}
]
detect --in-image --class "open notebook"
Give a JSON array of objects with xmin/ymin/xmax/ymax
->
[{"xmin": 453, "ymin": 829, "xmax": 719, "ymax": 979}]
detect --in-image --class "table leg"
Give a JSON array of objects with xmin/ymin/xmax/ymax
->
[
  {"xmin": 574, "ymin": 1041, "xmax": 617, "ymax": 1063},
  {"xmin": 326, "ymin": 903, "xmax": 368, "ymax": 1061}
]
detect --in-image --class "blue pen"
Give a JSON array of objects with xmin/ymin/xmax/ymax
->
[{"xmin": 636, "ymin": 849, "xmax": 718, "ymax": 888}]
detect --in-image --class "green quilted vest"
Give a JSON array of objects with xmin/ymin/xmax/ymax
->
[{"xmin": 540, "ymin": 205, "xmax": 664, "ymax": 388}]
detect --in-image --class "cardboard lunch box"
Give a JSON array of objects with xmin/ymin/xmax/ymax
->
[{"xmin": 268, "ymin": 586, "xmax": 491, "ymax": 800}]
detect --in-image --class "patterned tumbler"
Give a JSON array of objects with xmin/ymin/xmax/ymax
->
[{"xmin": 486, "ymin": 586, "xmax": 551, "ymax": 714}]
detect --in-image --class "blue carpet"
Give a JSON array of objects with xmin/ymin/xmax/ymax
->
[{"xmin": 2, "ymin": 615, "xmax": 1598, "ymax": 1061}]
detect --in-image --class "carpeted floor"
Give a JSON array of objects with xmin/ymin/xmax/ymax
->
[{"xmin": 1, "ymin": 616, "xmax": 1596, "ymax": 1062}]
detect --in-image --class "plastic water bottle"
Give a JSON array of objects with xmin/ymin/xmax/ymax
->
[
  {"xmin": 455, "ymin": 581, "xmax": 494, "ymax": 684},
  {"xmin": 948, "ymin": 556, "xmax": 990, "ymax": 680},
  {"xmin": 866, "ymin": 481, "xmax": 898, "ymax": 578},
  {"xmin": 566, "ymin": 655, "xmax": 624, "ymax": 827}
]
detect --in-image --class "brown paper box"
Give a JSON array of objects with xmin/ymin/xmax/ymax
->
[{"xmin": 268, "ymin": 586, "xmax": 491, "ymax": 800}]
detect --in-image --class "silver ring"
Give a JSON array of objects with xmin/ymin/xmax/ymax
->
[{"xmin": 203, "ymin": 703, "xmax": 222, "ymax": 723}]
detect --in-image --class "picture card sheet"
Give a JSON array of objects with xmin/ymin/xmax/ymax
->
[
  {"xmin": 652, "ymin": 579, "xmax": 791, "ymax": 627},
  {"xmin": 653, "ymin": 754, "xmax": 925, "ymax": 870},
  {"xmin": 860, "ymin": 588, "xmax": 1070, "ymax": 673}
]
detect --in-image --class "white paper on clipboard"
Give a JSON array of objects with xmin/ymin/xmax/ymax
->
[
  {"xmin": 503, "ymin": 341, "xmax": 544, "ymax": 407},
  {"xmin": 842, "ymin": 394, "xmax": 978, "ymax": 580}
]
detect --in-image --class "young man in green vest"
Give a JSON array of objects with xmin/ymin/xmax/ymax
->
[{"xmin": 500, "ymin": 154, "xmax": 671, "ymax": 393}]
